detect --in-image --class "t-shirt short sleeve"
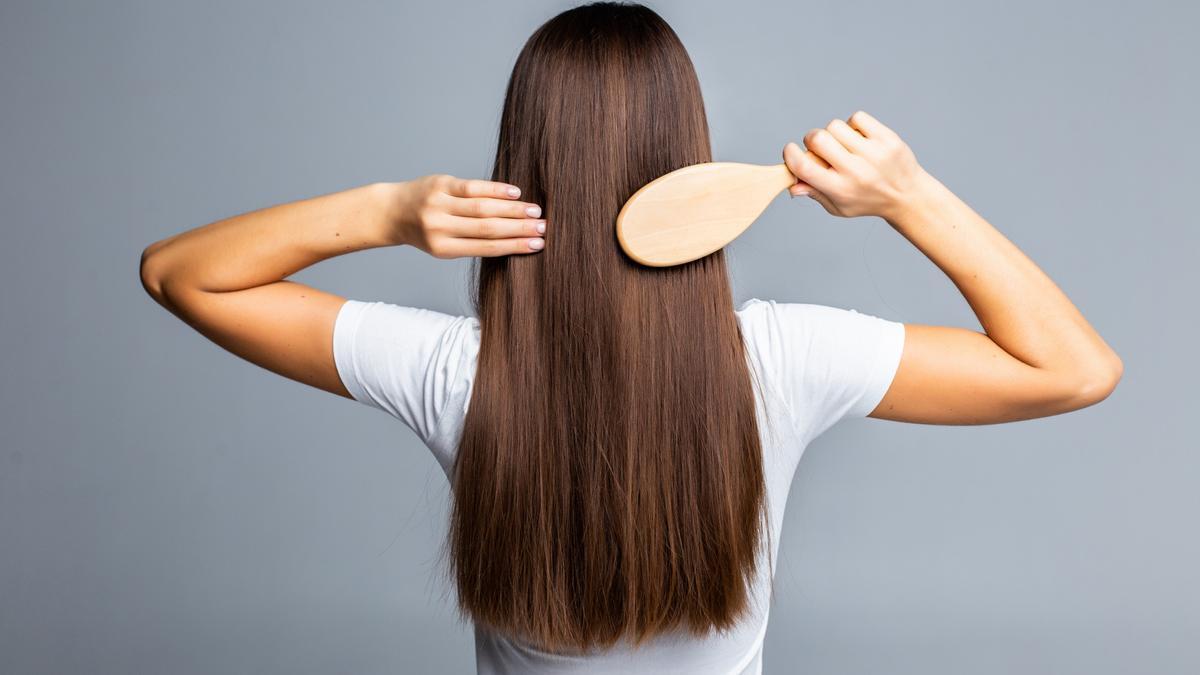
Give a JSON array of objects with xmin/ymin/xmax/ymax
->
[
  {"xmin": 736, "ymin": 298, "xmax": 906, "ymax": 444},
  {"xmin": 332, "ymin": 299, "xmax": 478, "ymax": 448}
]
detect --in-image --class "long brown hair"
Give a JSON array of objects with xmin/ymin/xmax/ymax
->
[{"xmin": 444, "ymin": 1, "xmax": 772, "ymax": 653}]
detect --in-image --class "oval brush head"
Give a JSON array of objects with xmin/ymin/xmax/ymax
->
[{"xmin": 616, "ymin": 162, "xmax": 797, "ymax": 267}]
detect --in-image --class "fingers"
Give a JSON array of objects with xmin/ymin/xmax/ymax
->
[
  {"xmin": 444, "ymin": 176, "xmax": 542, "ymax": 220},
  {"xmin": 434, "ymin": 236, "xmax": 545, "ymax": 259},
  {"xmin": 449, "ymin": 177, "xmax": 525, "ymax": 200},
  {"xmin": 784, "ymin": 112, "xmax": 883, "ymax": 197},
  {"xmin": 782, "ymin": 110, "xmax": 915, "ymax": 218},
  {"xmin": 825, "ymin": 118, "xmax": 868, "ymax": 154},
  {"xmin": 803, "ymin": 127, "xmax": 856, "ymax": 172},
  {"xmin": 444, "ymin": 214, "xmax": 546, "ymax": 239},
  {"xmin": 787, "ymin": 179, "xmax": 818, "ymax": 198},
  {"xmin": 424, "ymin": 209, "xmax": 547, "ymax": 258},
  {"xmin": 783, "ymin": 141, "xmax": 837, "ymax": 193},
  {"xmin": 805, "ymin": 190, "xmax": 839, "ymax": 214},
  {"xmin": 413, "ymin": 175, "xmax": 547, "ymax": 258},
  {"xmin": 448, "ymin": 195, "xmax": 542, "ymax": 220},
  {"xmin": 847, "ymin": 110, "xmax": 898, "ymax": 142}
]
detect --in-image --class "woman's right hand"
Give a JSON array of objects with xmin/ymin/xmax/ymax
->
[{"xmin": 783, "ymin": 110, "xmax": 931, "ymax": 221}]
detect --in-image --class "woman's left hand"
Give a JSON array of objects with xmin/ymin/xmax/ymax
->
[
  {"xmin": 388, "ymin": 174, "xmax": 547, "ymax": 258},
  {"xmin": 783, "ymin": 110, "xmax": 928, "ymax": 221}
]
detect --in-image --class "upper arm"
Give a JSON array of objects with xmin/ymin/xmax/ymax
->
[
  {"xmin": 145, "ymin": 277, "xmax": 477, "ymax": 446},
  {"xmin": 739, "ymin": 298, "xmax": 1115, "ymax": 442},
  {"xmin": 146, "ymin": 279, "xmax": 353, "ymax": 399},
  {"xmin": 869, "ymin": 322, "xmax": 1117, "ymax": 425}
]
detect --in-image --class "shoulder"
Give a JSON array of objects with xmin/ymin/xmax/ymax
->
[
  {"xmin": 735, "ymin": 296, "xmax": 906, "ymax": 440},
  {"xmin": 337, "ymin": 299, "xmax": 479, "ymax": 340},
  {"xmin": 332, "ymin": 299, "xmax": 480, "ymax": 445},
  {"xmin": 734, "ymin": 297, "xmax": 833, "ymax": 347},
  {"xmin": 736, "ymin": 297, "xmax": 895, "ymax": 340},
  {"xmin": 335, "ymin": 300, "xmax": 480, "ymax": 369},
  {"xmin": 736, "ymin": 296, "xmax": 864, "ymax": 320}
]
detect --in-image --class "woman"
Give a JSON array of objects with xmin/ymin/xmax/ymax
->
[{"xmin": 139, "ymin": 2, "xmax": 1122, "ymax": 673}]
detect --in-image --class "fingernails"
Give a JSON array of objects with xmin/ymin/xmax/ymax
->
[
  {"xmin": 507, "ymin": 186, "xmax": 521, "ymax": 198},
  {"xmin": 536, "ymin": 220, "xmax": 546, "ymax": 234},
  {"xmin": 529, "ymin": 238, "xmax": 544, "ymax": 250},
  {"xmin": 526, "ymin": 205, "xmax": 542, "ymax": 218}
]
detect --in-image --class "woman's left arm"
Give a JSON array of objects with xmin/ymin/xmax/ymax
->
[{"xmin": 139, "ymin": 176, "xmax": 546, "ymax": 398}]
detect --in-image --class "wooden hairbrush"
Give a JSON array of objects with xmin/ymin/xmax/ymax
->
[{"xmin": 616, "ymin": 162, "xmax": 797, "ymax": 267}]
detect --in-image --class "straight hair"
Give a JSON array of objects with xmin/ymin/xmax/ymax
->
[{"xmin": 442, "ymin": 1, "xmax": 774, "ymax": 654}]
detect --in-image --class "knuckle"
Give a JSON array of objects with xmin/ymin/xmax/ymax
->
[
  {"xmin": 429, "ymin": 175, "xmax": 453, "ymax": 194},
  {"xmin": 477, "ymin": 219, "xmax": 495, "ymax": 237},
  {"xmin": 807, "ymin": 129, "xmax": 832, "ymax": 148},
  {"xmin": 426, "ymin": 212, "xmax": 449, "ymax": 232}
]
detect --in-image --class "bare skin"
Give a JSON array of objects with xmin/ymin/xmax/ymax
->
[
  {"xmin": 139, "ymin": 110, "xmax": 1122, "ymax": 423},
  {"xmin": 784, "ymin": 111, "xmax": 1122, "ymax": 422}
]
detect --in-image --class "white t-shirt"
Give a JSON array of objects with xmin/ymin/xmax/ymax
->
[{"xmin": 332, "ymin": 297, "xmax": 906, "ymax": 675}]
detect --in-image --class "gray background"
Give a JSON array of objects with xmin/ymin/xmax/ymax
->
[{"xmin": 1, "ymin": 0, "xmax": 1196, "ymax": 673}]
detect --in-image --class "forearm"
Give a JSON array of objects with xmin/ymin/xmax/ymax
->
[
  {"xmin": 140, "ymin": 182, "xmax": 402, "ymax": 302},
  {"xmin": 887, "ymin": 172, "xmax": 1122, "ymax": 384}
]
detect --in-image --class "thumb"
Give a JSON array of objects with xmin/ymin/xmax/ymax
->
[
  {"xmin": 789, "ymin": 181, "xmax": 815, "ymax": 198},
  {"xmin": 805, "ymin": 189, "xmax": 839, "ymax": 215}
]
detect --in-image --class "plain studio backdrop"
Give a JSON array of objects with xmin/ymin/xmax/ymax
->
[{"xmin": 1, "ymin": 1, "xmax": 1195, "ymax": 673}]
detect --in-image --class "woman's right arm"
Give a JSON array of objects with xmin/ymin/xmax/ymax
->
[{"xmin": 783, "ymin": 111, "xmax": 1122, "ymax": 425}]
